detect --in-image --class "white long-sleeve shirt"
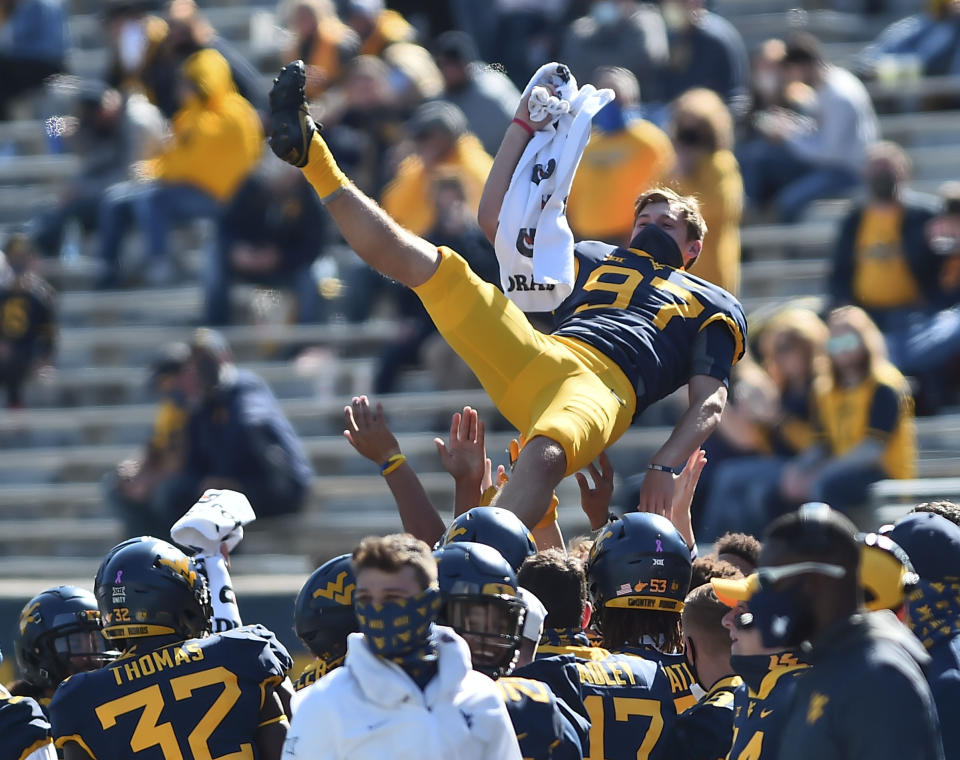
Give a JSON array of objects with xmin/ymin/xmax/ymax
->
[
  {"xmin": 283, "ymin": 627, "xmax": 521, "ymax": 760},
  {"xmin": 787, "ymin": 65, "xmax": 878, "ymax": 174}
]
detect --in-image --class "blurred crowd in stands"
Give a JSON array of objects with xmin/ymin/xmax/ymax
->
[{"xmin": 0, "ymin": 0, "xmax": 959, "ymax": 535}]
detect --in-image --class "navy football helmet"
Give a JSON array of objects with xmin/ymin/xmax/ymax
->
[
  {"xmin": 439, "ymin": 507, "xmax": 537, "ymax": 573},
  {"xmin": 15, "ymin": 586, "xmax": 115, "ymax": 690},
  {"xmin": 94, "ymin": 536, "xmax": 212, "ymax": 648},
  {"xmin": 434, "ymin": 541, "xmax": 527, "ymax": 678},
  {"xmin": 294, "ymin": 554, "xmax": 357, "ymax": 665},
  {"xmin": 586, "ymin": 513, "xmax": 692, "ymax": 613}
]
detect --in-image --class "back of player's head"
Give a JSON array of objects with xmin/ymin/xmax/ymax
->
[
  {"xmin": 586, "ymin": 514, "xmax": 691, "ymax": 652},
  {"xmin": 433, "ymin": 542, "xmax": 526, "ymax": 678},
  {"xmin": 15, "ymin": 586, "xmax": 114, "ymax": 691},
  {"xmin": 689, "ymin": 555, "xmax": 744, "ymax": 591},
  {"xmin": 439, "ymin": 506, "xmax": 537, "ymax": 573},
  {"xmin": 352, "ymin": 533, "xmax": 437, "ymax": 590},
  {"xmin": 517, "ymin": 548, "xmax": 587, "ymax": 630},
  {"xmin": 681, "ymin": 584, "xmax": 733, "ymax": 661},
  {"xmin": 94, "ymin": 537, "xmax": 212, "ymax": 650},
  {"xmin": 713, "ymin": 532, "xmax": 762, "ymax": 573},
  {"xmin": 762, "ymin": 503, "xmax": 859, "ymax": 573},
  {"xmin": 857, "ymin": 533, "xmax": 917, "ymax": 612},
  {"xmin": 295, "ymin": 554, "xmax": 358, "ymax": 661}
]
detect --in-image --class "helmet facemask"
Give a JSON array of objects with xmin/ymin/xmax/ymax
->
[{"xmin": 446, "ymin": 595, "xmax": 526, "ymax": 678}]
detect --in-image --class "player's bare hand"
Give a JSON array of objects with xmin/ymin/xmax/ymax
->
[
  {"xmin": 576, "ymin": 451, "xmax": 615, "ymax": 531},
  {"xmin": 344, "ymin": 395, "xmax": 401, "ymax": 465},
  {"xmin": 636, "ymin": 468, "xmax": 675, "ymax": 517},
  {"xmin": 435, "ymin": 406, "xmax": 486, "ymax": 486},
  {"xmin": 670, "ymin": 449, "xmax": 707, "ymax": 521}
]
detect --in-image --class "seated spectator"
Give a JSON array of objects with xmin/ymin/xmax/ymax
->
[
  {"xmin": 376, "ymin": 174, "xmax": 500, "ymax": 394},
  {"xmin": 830, "ymin": 141, "xmax": 940, "ymax": 326},
  {"xmin": 432, "ymin": 31, "xmax": 521, "ymax": 157},
  {"xmin": 95, "ymin": 48, "xmax": 263, "ymax": 288},
  {"xmin": 381, "ymin": 101, "xmax": 493, "ymax": 236},
  {"xmin": 738, "ymin": 33, "xmax": 878, "ymax": 223},
  {"xmin": 831, "ymin": 144, "xmax": 960, "ymax": 410},
  {"xmin": 0, "ymin": 0, "xmax": 67, "ymax": 118},
  {"xmin": 667, "ymin": 87, "xmax": 742, "ymax": 294},
  {"xmin": 0, "ymin": 234, "xmax": 55, "ymax": 408},
  {"xmin": 105, "ymin": 341, "xmax": 190, "ymax": 538},
  {"xmin": 929, "ymin": 181, "xmax": 960, "ymax": 300},
  {"xmin": 178, "ymin": 328, "xmax": 314, "ymax": 519},
  {"xmin": 103, "ymin": 1, "xmax": 169, "ymax": 96},
  {"xmin": 736, "ymin": 38, "xmax": 785, "ymax": 142},
  {"xmin": 778, "ymin": 306, "xmax": 916, "ymax": 513},
  {"xmin": 854, "ymin": 0, "xmax": 960, "ymax": 80},
  {"xmin": 30, "ymin": 81, "xmax": 165, "ymax": 258},
  {"xmin": 204, "ymin": 159, "xmax": 327, "ymax": 326},
  {"xmin": 283, "ymin": 0, "xmax": 360, "ymax": 99},
  {"xmin": 700, "ymin": 309, "xmax": 827, "ymax": 540},
  {"xmin": 380, "ymin": 40, "xmax": 444, "ymax": 107},
  {"xmin": 560, "ymin": 0, "xmax": 668, "ymax": 108},
  {"xmin": 343, "ymin": 0, "xmax": 415, "ymax": 57},
  {"xmin": 653, "ymin": 0, "xmax": 749, "ymax": 119},
  {"xmin": 140, "ymin": 0, "xmax": 267, "ymax": 118},
  {"xmin": 567, "ymin": 66, "xmax": 674, "ymax": 245},
  {"xmin": 323, "ymin": 55, "xmax": 410, "ymax": 198}
]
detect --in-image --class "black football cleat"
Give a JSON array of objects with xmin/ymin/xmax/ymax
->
[{"xmin": 268, "ymin": 60, "xmax": 318, "ymax": 167}]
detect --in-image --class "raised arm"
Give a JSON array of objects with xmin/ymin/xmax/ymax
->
[
  {"xmin": 343, "ymin": 396, "xmax": 446, "ymax": 544},
  {"xmin": 477, "ymin": 92, "xmax": 552, "ymax": 243},
  {"xmin": 637, "ymin": 375, "xmax": 727, "ymax": 516}
]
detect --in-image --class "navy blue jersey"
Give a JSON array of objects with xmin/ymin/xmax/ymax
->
[
  {"xmin": 622, "ymin": 645, "xmax": 699, "ymax": 714},
  {"xmin": 925, "ymin": 634, "xmax": 960, "ymax": 760},
  {"xmin": 292, "ymin": 655, "xmax": 345, "ymax": 692},
  {"xmin": 0, "ymin": 684, "xmax": 52, "ymax": 760},
  {"xmin": 49, "ymin": 626, "xmax": 289, "ymax": 759},
  {"xmin": 728, "ymin": 652, "xmax": 809, "ymax": 760},
  {"xmin": 0, "ymin": 275, "xmax": 56, "ymax": 358},
  {"xmin": 497, "ymin": 676, "xmax": 583, "ymax": 760},
  {"xmin": 553, "ymin": 242, "xmax": 746, "ymax": 411},
  {"xmin": 530, "ymin": 631, "xmax": 678, "ymax": 760},
  {"xmin": 664, "ymin": 675, "xmax": 741, "ymax": 760}
]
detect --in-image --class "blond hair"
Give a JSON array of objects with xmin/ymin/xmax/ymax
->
[
  {"xmin": 634, "ymin": 186, "xmax": 708, "ymax": 242},
  {"xmin": 826, "ymin": 306, "xmax": 890, "ymax": 386},
  {"xmin": 671, "ymin": 87, "xmax": 734, "ymax": 153}
]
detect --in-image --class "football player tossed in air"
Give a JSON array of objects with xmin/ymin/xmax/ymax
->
[{"xmin": 268, "ymin": 60, "xmax": 746, "ymax": 548}]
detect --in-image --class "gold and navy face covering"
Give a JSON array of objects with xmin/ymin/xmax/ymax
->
[
  {"xmin": 354, "ymin": 586, "xmax": 443, "ymax": 663},
  {"xmin": 905, "ymin": 579, "xmax": 960, "ymax": 650}
]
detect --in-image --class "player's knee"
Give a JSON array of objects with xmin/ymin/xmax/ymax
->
[{"xmin": 518, "ymin": 437, "xmax": 567, "ymax": 481}]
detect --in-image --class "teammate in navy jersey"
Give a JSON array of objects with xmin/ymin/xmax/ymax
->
[
  {"xmin": 268, "ymin": 61, "xmax": 746, "ymax": 547},
  {"xmin": 1, "ymin": 646, "xmax": 55, "ymax": 760},
  {"xmin": 49, "ymin": 537, "xmax": 290, "ymax": 760},
  {"xmin": 519, "ymin": 547, "xmax": 679, "ymax": 759},
  {"xmin": 434, "ymin": 541, "xmax": 586, "ymax": 759}
]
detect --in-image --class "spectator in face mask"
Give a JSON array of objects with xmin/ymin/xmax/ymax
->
[
  {"xmin": 830, "ymin": 142, "xmax": 960, "ymax": 410},
  {"xmin": 566, "ymin": 66, "xmax": 675, "ymax": 245},
  {"xmin": 830, "ymin": 141, "xmax": 941, "ymax": 325}
]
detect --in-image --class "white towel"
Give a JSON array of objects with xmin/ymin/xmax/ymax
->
[
  {"xmin": 170, "ymin": 488, "xmax": 256, "ymax": 555},
  {"xmin": 495, "ymin": 62, "xmax": 614, "ymax": 312}
]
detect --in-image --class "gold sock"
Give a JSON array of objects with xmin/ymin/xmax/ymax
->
[
  {"xmin": 301, "ymin": 132, "xmax": 349, "ymax": 200},
  {"xmin": 534, "ymin": 493, "xmax": 560, "ymax": 531}
]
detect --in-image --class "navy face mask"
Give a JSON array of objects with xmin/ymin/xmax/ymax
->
[
  {"xmin": 749, "ymin": 585, "xmax": 817, "ymax": 649},
  {"xmin": 594, "ymin": 100, "xmax": 627, "ymax": 133},
  {"xmin": 628, "ymin": 223, "xmax": 685, "ymax": 269}
]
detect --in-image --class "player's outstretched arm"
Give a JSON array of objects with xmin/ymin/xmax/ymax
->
[
  {"xmin": 343, "ymin": 395, "xmax": 447, "ymax": 544},
  {"xmin": 268, "ymin": 61, "xmax": 439, "ymax": 288},
  {"xmin": 477, "ymin": 92, "xmax": 553, "ymax": 244},
  {"xmin": 435, "ymin": 406, "xmax": 488, "ymax": 517},
  {"xmin": 638, "ymin": 376, "xmax": 726, "ymax": 516}
]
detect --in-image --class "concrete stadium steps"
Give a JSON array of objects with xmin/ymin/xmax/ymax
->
[
  {"xmin": 0, "ymin": 389, "xmax": 500, "ymax": 448},
  {"xmin": 0, "ymin": 471, "xmax": 594, "ymax": 562}
]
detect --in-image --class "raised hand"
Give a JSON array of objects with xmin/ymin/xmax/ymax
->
[
  {"xmin": 576, "ymin": 451, "xmax": 615, "ymax": 531},
  {"xmin": 435, "ymin": 406, "xmax": 486, "ymax": 486},
  {"xmin": 343, "ymin": 395, "xmax": 400, "ymax": 465}
]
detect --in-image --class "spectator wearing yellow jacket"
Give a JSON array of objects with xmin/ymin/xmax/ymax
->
[
  {"xmin": 667, "ymin": 88, "xmax": 743, "ymax": 295},
  {"xmin": 381, "ymin": 101, "xmax": 493, "ymax": 236},
  {"xmin": 95, "ymin": 48, "xmax": 262, "ymax": 288},
  {"xmin": 566, "ymin": 67, "xmax": 675, "ymax": 245}
]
